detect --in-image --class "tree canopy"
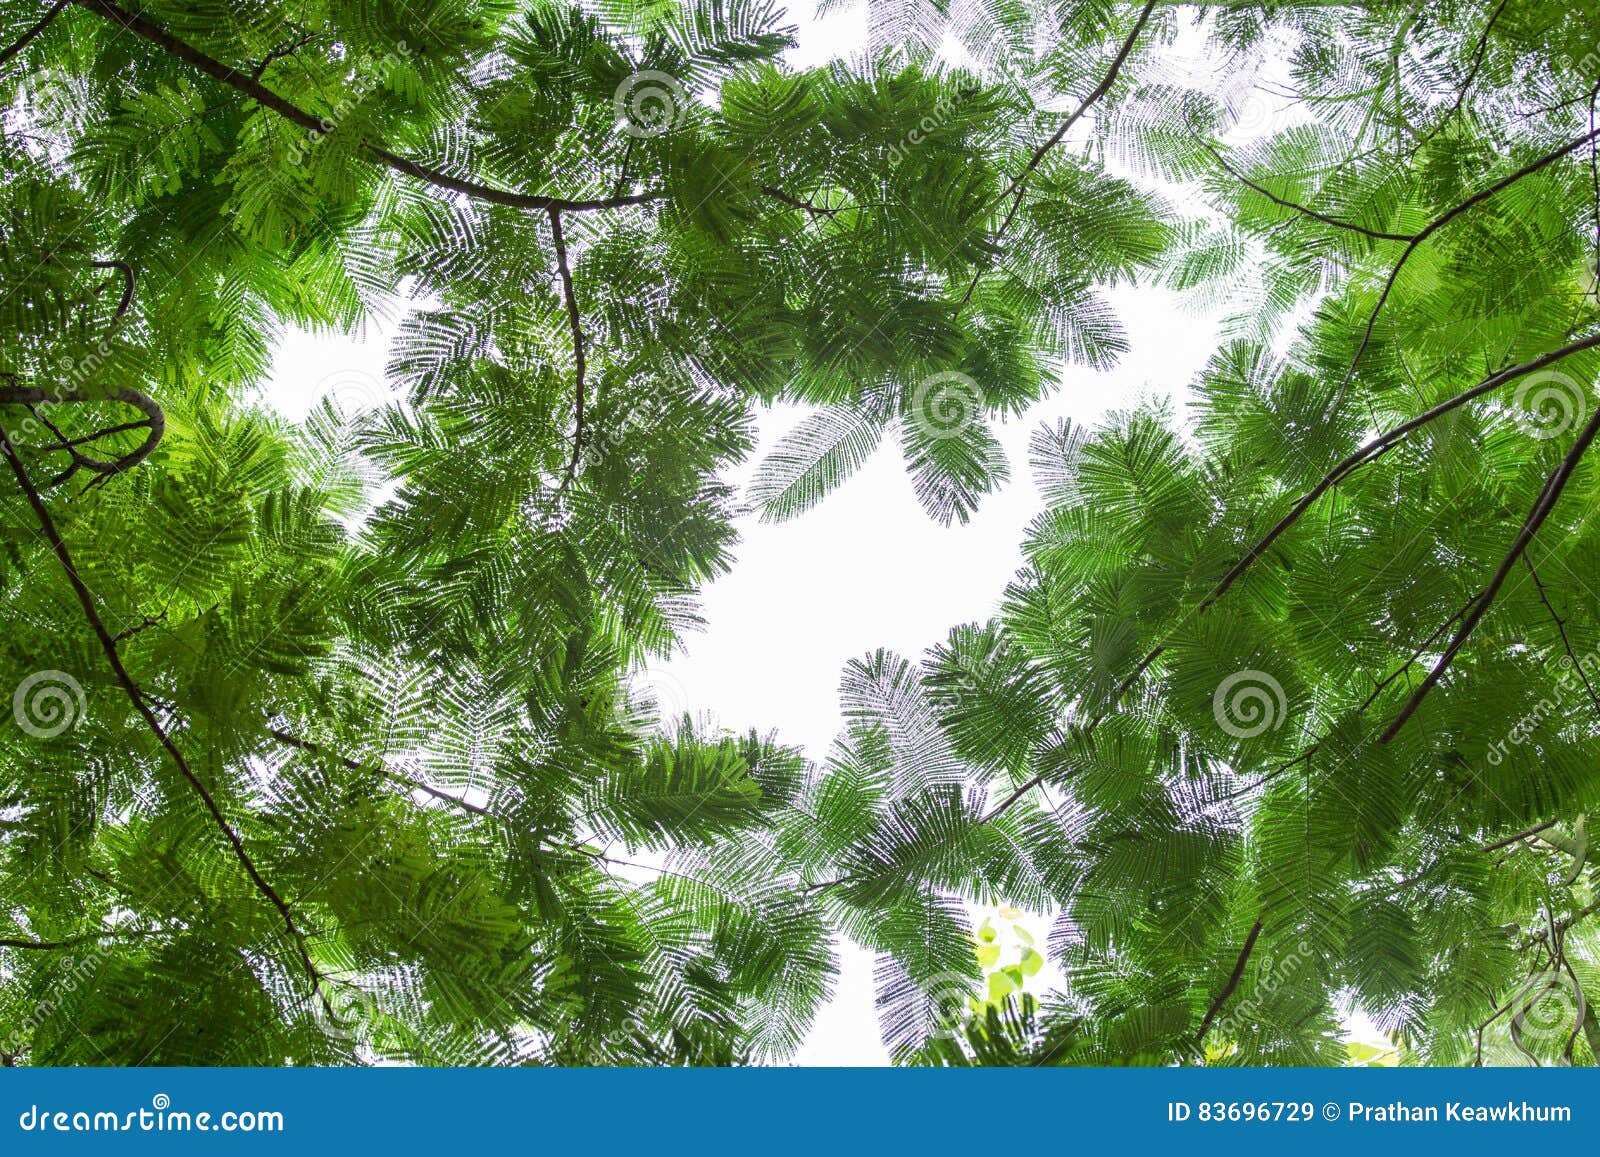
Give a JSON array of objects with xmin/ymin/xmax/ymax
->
[{"xmin": 2, "ymin": 0, "xmax": 1599, "ymax": 1067}]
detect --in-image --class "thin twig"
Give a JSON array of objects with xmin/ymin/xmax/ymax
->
[
  {"xmin": 88, "ymin": 259, "xmax": 134, "ymax": 318},
  {"xmin": 109, "ymin": 607, "xmax": 168, "ymax": 644},
  {"xmin": 0, "ymin": 385, "xmax": 165, "ymax": 486},
  {"xmin": 1589, "ymin": 82, "xmax": 1600, "ymax": 304},
  {"xmin": 267, "ymin": 727, "xmax": 498, "ymax": 819},
  {"xmin": 759, "ymin": 185, "xmax": 840, "ymax": 218},
  {"xmin": 1523, "ymin": 554, "xmax": 1600, "ymax": 716},
  {"xmin": 250, "ymin": 30, "xmax": 314, "ymax": 81},
  {"xmin": 1362, "ymin": 610, "xmax": 1468, "ymax": 712},
  {"xmin": 986, "ymin": 332, "xmax": 1600, "ymax": 820},
  {"xmin": 1481, "ymin": 819, "xmax": 1559, "ymax": 854},
  {"xmin": 266, "ymin": 727, "xmax": 659, "ymax": 877},
  {"xmin": 1335, "ymin": 127, "xmax": 1600, "ymax": 407},
  {"xmin": 955, "ymin": 0, "xmax": 1158, "ymax": 315},
  {"xmin": 1442, "ymin": 0, "xmax": 1505, "ymax": 127},
  {"xmin": 1196, "ymin": 135, "xmax": 1416, "ymax": 242}
]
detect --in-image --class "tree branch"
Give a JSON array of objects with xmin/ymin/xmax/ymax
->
[
  {"xmin": 548, "ymin": 208, "xmax": 587, "ymax": 495},
  {"xmin": 1357, "ymin": 603, "xmax": 1470, "ymax": 713},
  {"xmin": 956, "ymin": 0, "xmax": 1158, "ymax": 315},
  {"xmin": 1338, "ymin": 127, "xmax": 1600, "ymax": 400},
  {"xmin": 1590, "ymin": 82, "xmax": 1600, "ymax": 306},
  {"xmin": 1197, "ymin": 917, "xmax": 1263, "ymax": 1041},
  {"xmin": 1212, "ymin": 335, "xmax": 1600, "ymax": 617},
  {"xmin": 1523, "ymin": 554, "xmax": 1600, "ymax": 717},
  {"xmin": 998, "ymin": 0, "xmax": 1158, "ymax": 206},
  {"xmin": 267, "ymin": 727, "xmax": 637, "ymax": 877},
  {"xmin": 1197, "ymin": 136, "xmax": 1417, "ymax": 242},
  {"xmin": 0, "ymin": 385, "xmax": 164, "ymax": 486},
  {"xmin": 266, "ymin": 727, "xmax": 496, "ymax": 819},
  {"xmin": 110, "ymin": 606, "xmax": 169, "ymax": 644},
  {"xmin": 760, "ymin": 186, "xmax": 839, "ymax": 218},
  {"xmin": 88, "ymin": 259, "xmax": 135, "ymax": 318},
  {"xmin": 984, "ymin": 332, "xmax": 1600, "ymax": 820},
  {"xmin": 1481, "ymin": 819, "xmax": 1559, "ymax": 854},
  {"xmin": 250, "ymin": 30, "xmax": 315, "ymax": 81},
  {"xmin": 1380, "ymin": 398, "xmax": 1600, "ymax": 741},
  {"xmin": 69, "ymin": 0, "xmax": 661, "ymax": 215},
  {"xmin": 0, "ymin": 0, "xmax": 68, "ymax": 69},
  {"xmin": 0, "ymin": 414, "xmax": 323, "ymax": 993}
]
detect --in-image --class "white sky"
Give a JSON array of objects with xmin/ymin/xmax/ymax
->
[{"xmin": 261, "ymin": 1, "xmax": 1249, "ymax": 1064}]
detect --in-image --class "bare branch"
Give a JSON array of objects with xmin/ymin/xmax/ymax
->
[
  {"xmin": 250, "ymin": 30, "xmax": 315, "ymax": 81},
  {"xmin": 998, "ymin": 0, "xmax": 1159, "ymax": 205},
  {"xmin": 1196, "ymin": 136, "xmax": 1417, "ymax": 242},
  {"xmin": 1481, "ymin": 819, "xmax": 1559, "ymax": 854},
  {"xmin": 1444, "ymin": 0, "xmax": 1506, "ymax": 125},
  {"xmin": 1338, "ymin": 128, "xmax": 1600, "ymax": 401},
  {"xmin": 1523, "ymin": 554, "xmax": 1600, "ymax": 717},
  {"xmin": 267, "ymin": 727, "xmax": 496, "ymax": 819},
  {"xmin": 110, "ymin": 607, "xmax": 169, "ymax": 644},
  {"xmin": 982, "ymin": 331, "xmax": 1600, "ymax": 819},
  {"xmin": 88, "ymin": 259, "xmax": 135, "ymax": 318},
  {"xmin": 760, "ymin": 186, "xmax": 839, "ymax": 218}
]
